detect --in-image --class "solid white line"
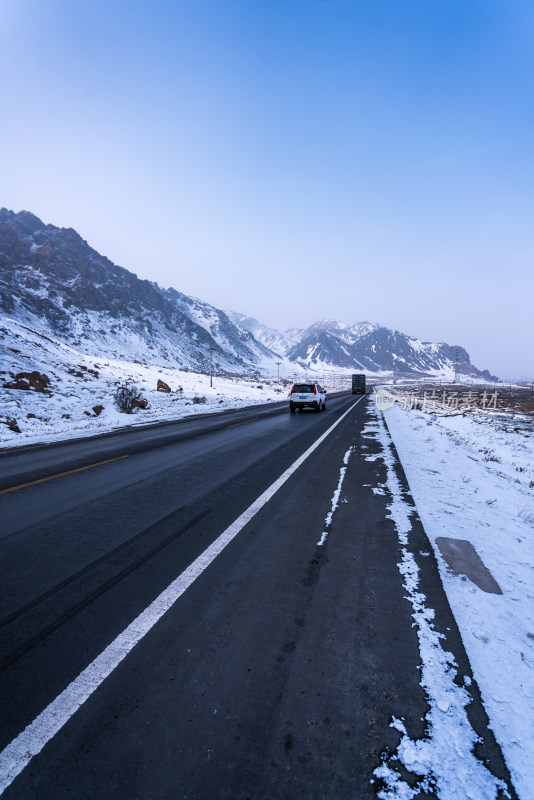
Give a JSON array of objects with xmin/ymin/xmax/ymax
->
[{"xmin": 0, "ymin": 394, "xmax": 366, "ymax": 794}]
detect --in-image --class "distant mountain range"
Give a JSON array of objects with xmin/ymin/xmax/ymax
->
[
  {"xmin": 0, "ymin": 209, "xmax": 497, "ymax": 381},
  {"xmin": 227, "ymin": 314, "xmax": 497, "ymax": 381}
]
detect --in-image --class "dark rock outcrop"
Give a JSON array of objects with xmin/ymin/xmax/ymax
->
[
  {"xmin": 157, "ymin": 379, "xmax": 171, "ymax": 393},
  {"xmin": 3, "ymin": 371, "xmax": 51, "ymax": 392}
]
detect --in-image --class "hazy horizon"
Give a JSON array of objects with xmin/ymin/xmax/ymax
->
[{"xmin": 1, "ymin": 1, "xmax": 533, "ymax": 377}]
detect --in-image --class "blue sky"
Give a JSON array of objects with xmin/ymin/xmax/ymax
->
[{"xmin": 1, "ymin": 0, "xmax": 533, "ymax": 376}]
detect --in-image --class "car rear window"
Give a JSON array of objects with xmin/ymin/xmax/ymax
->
[{"xmin": 293, "ymin": 384, "xmax": 314, "ymax": 393}]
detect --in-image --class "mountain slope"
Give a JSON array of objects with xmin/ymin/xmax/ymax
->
[
  {"xmin": 226, "ymin": 311, "xmax": 301, "ymax": 356},
  {"xmin": 0, "ymin": 209, "xmax": 278, "ymax": 374},
  {"xmin": 287, "ymin": 322, "xmax": 497, "ymax": 380},
  {"xmin": 0, "ymin": 208, "xmax": 497, "ymax": 381}
]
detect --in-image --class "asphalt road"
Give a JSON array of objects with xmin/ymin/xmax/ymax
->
[{"xmin": 0, "ymin": 393, "xmax": 515, "ymax": 798}]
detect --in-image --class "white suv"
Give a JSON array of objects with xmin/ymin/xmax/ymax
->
[{"xmin": 289, "ymin": 382, "xmax": 327, "ymax": 413}]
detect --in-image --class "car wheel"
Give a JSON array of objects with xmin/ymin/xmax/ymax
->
[{"xmin": 290, "ymin": 406, "xmax": 295, "ymax": 413}]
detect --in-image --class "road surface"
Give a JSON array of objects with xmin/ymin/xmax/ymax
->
[{"xmin": 0, "ymin": 393, "xmax": 515, "ymax": 798}]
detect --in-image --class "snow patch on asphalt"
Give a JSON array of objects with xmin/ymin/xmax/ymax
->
[
  {"xmin": 363, "ymin": 412, "xmax": 510, "ymax": 799},
  {"xmin": 317, "ymin": 446, "xmax": 354, "ymax": 546}
]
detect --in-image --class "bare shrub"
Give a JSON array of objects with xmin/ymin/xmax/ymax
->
[
  {"xmin": 1, "ymin": 417, "xmax": 21, "ymax": 433},
  {"xmin": 480, "ymin": 447, "xmax": 501, "ymax": 463},
  {"xmin": 115, "ymin": 383, "xmax": 145, "ymax": 413},
  {"xmin": 518, "ymin": 503, "xmax": 534, "ymax": 526},
  {"xmin": 192, "ymin": 396, "xmax": 207, "ymax": 404}
]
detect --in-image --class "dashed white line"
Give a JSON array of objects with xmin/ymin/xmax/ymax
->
[{"xmin": 317, "ymin": 446, "xmax": 355, "ymax": 546}]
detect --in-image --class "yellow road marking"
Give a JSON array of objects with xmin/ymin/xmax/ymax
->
[
  {"xmin": 225, "ymin": 418, "xmax": 258, "ymax": 429},
  {"xmin": 0, "ymin": 455, "xmax": 130, "ymax": 495}
]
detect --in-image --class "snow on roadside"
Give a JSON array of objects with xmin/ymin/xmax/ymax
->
[
  {"xmin": 363, "ymin": 409, "xmax": 511, "ymax": 800},
  {"xmin": 0, "ymin": 317, "xmax": 289, "ymax": 449},
  {"xmin": 381, "ymin": 403, "xmax": 534, "ymax": 799}
]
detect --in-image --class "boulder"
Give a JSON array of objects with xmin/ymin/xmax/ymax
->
[
  {"xmin": 132, "ymin": 397, "xmax": 149, "ymax": 409},
  {"xmin": 92, "ymin": 405, "xmax": 104, "ymax": 416},
  {"xmin": 4, "ymin": 377, "xmax": 31, "ymax": 390},
  {"xmin": 157, "ymin": 379, "xmax": 171, "ymax": 393},
  {"xmin": 3, "ymin": 371, "xmax": 50, "ymax": 393}
]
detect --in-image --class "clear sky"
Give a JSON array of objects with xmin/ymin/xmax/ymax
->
[{"xmin": 1, "ymin": 0, "xmax": 533, "ymax": 377}]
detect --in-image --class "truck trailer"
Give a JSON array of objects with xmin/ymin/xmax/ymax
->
[{"xmin": 352, "ymin": 374, "xmax": 366, "ymax": 394}]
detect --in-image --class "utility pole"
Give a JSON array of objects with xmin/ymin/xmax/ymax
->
[
  {"xmin": 454, "ymin": 348, "xmax": 459, "ymax": 384},
  {"xmin": 276, "ymin": 361, "xmax": 281, "ymax": 382},
  {"xmin": 209, "ymin": 345, "xmax": 213, "ymax": 388}
]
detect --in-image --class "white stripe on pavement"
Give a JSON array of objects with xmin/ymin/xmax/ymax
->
[{"xmin": 0, "ymin": 394, "xmax": 366, "ymax": 795}]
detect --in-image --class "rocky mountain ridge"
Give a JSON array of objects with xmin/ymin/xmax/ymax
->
[
  {"xmin": 232, "ymin": 313, "xmax": 497, "ymax": 381},
  {"xmin": 0, "ymin": 209, "xmax": 497, "ymax": 380},
  {"xmin": 0, "ymin": 208, "xmax": 279, "ymax": 375}
]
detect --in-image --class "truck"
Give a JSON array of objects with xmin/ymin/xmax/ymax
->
[{"xmin": 352, "ymin": 374, "xmax": 366, "ymax": 394}]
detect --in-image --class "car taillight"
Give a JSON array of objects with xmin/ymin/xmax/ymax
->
[
  {"xmin": 314, "ymin": 385, "xmax": 317, "ymax": 394},
  {"xmin": 290, "ymin": 385, "xmax": 295, "ymax": 394}
]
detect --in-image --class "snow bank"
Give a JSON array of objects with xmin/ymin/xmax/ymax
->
[
  {"xmin": 363, "ymin": 410, "xmax": 510, "ymax": 799},
  {"xmin": 382, "ymin": 403, "xmax": 534, "ymax": 798}
]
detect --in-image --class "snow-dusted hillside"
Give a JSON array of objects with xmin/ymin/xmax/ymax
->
[
  {"xmin": 0, "ymin": 208, "xmax": 497, "ymax": 383},
  {"xmin": 226, "ymin": 311, "xmax": 301, "ymax": 356},
  {"xmin": 0, "ymin": 316, "xmax": 289, "ymax": 448},
  {"xmin": 0, "ymin": 209, "xmax": 285, "ymax": 377}
]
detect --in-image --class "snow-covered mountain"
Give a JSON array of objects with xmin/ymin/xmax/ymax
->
[
  {"xmin": 286, "ymin": 322, "xmax": 497, "ymax": 380},
  {"xmin": 0, "ymin": 208, "xmax": 497, "ymax": 381},
  {"xmin": 226, "ymin": 312, "xmax": 301, "ymax": 356},
  {"xmin": 299, "ymin": 319, "xmax": 380, "ymax": 344},
  {"xmin": 0, "ymin": 209, "xmax": 282, "ymax": 375},
  {"xmin": 232, "ymin": 314, "xmax": 497, "ymax": 381}
]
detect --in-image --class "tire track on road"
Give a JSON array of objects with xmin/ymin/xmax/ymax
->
[{"xmin": 0, "ymin": 507, "xmax": 212, "ymax": 672}]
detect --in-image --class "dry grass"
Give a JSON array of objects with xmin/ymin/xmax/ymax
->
[
  {"xmin": 382, "ymin": 383, "xmax": 534, "ymax": 420},
  {"xmin": 518, "ymin": 503, "xmax": 534, "ymax": 526}
]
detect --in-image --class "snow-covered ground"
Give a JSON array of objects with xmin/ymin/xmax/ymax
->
[
  {"xmin": 0, "ymin": 317, "xmax": 293, "ymax": 449},
  {"xmin": 378, "ymin": 398, "xmax": 534, "ymax": 798}
]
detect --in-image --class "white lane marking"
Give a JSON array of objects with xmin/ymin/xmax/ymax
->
[
  {"xmin": 0, "ymin": 394, "xmax": 366, "ymax": 795},
  {"xmin": 317, "ymin": 446, "xmax": 355, "ymax": 546}
]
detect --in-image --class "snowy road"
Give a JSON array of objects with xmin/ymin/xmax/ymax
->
[{"xmin": 0, "ymin": 395, "xmax": 516, "ymax": 798}]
